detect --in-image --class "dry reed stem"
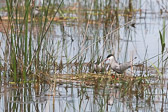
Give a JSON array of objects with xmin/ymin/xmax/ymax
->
[
  {"xmin": 80, "ymin": 0, "xmax": 94, "ymax": 56},
  {"xmin": 80, "ymin": 19, "xmax": 135, "ymax": 56}
]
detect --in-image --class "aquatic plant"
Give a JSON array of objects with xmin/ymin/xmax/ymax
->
[
  {"xmin": 2, "ymin": 0, "xmax": 63, "ymax": 82},
  {"xmin": 159, "ymin": 19, "xmax": 165, "ymax": 54}
]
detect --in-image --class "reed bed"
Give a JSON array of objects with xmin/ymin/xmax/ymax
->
[
  {"xmin": 0, "ymin": 0, "xmax": 166, "ymax": 83},
  {"xmin": 0, "ymin": 0, "xmax": 168, "ymax": 112},
  {"xmin": 0, "ymin": 0, "xmax": 65, "ymax": 83}
]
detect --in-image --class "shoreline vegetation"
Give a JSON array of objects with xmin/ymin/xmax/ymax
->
[{"xmin": 0, "ymin": 0, "xmax": 167, "ymax": 111}]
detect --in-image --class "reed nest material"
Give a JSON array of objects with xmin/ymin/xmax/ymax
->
[{"xmin": 43, "ymin": 73, "xmax": 157, "ymax": 87}]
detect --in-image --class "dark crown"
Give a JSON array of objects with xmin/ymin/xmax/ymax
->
[{"xmin": 106, "ymin": 54, "xmax": 114, "ymax": 59}]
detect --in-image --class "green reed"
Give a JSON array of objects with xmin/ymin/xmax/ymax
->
[
  {"xmin": 159, "ymin": 19, "xmax": 166, "ymax": 73},
  {"xmin": 159, "ymin": 19, "xmax": 165, "ymax": 54},
  {"xmin": 4, "ymin": 0, "xmax": 63, "ymax": 82}
]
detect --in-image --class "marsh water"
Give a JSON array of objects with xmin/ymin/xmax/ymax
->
[{"xmin": 0, "ymin": 0, "xmax": 168, "ymax": 112}]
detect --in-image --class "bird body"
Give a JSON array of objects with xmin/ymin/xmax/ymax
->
[
  {"xmin": 106, "ymin": 54, "xmax": 135, "ymax": 74},
  {"xmin": 93, "ymin": 59, "xmax": 106, "ymax": 73},
  {"xmin": 32, "ymin": 7, "xmax": 42, "ymax": 17},
  {"xmin": 93, "ymin": 63, "xmax": 104, "ymax": 72}
]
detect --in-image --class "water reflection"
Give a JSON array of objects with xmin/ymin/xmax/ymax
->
[
  {"xmin": 0, "ymin": 75, "xmax": 168, "ymax": 112},
  {"xmin": 0, "ymin": 0, "xmax": 168, "ymax": 112}
]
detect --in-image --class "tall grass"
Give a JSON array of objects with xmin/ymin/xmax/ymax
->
[
  {"xmin": 0, "ymin": 0, "xmax": 147, "ymax": 82},
  {"xmin": 159, "ymin": 19, "xmax": 165, "ymax": 54},
  {"xmin": 159, "ymin": 19, "xmax": 166, "ymax": 74},
  {"xmin": 3, "ymin": 0, "xmax": 63, "ymax": 83}
]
